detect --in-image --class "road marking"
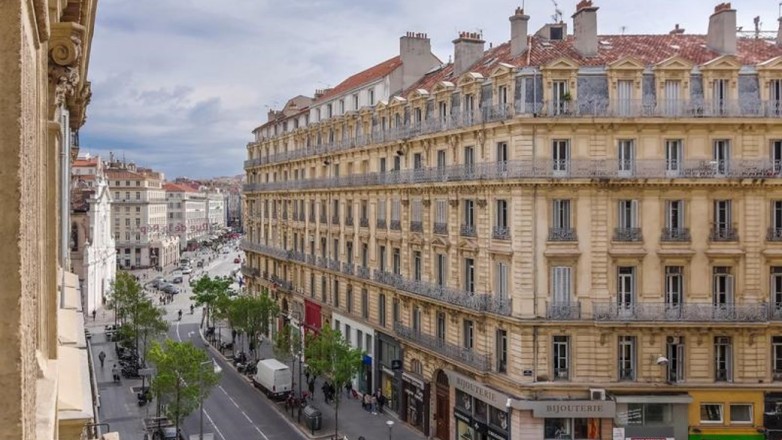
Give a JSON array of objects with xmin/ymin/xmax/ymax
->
[
  {"xmin": 203, "ymin": 408, "xmax": 227, "ymax": 440},
  {"xmin": 255, "ymin": 425, "xmax": 270, "ymax": 440},
  {"xmin": 175, "ymin": 321, "xmax": 181, "ymax": 341},
  {"xmin": 241, "ymin": 411, "xmax": 252, "ymax": 423}
]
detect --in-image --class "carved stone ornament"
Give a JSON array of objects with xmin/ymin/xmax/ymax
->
[
  {"xmin": 476, "ymin": 199, "xmax": 487, "ymax": 208},
  {"xmin": 422, "ymin": 199, "xmax": 431, "ymax": 208},
  {"xmin": 448, "ymin": 199, "xmax": 460, "ymax": 208}
]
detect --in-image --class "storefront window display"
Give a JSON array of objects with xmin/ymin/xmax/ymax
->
[
  {"xmin": 544, "ymin": 417, "xmax": 600, "ymax": 440},
  {"xmin": 455, "ymin": 390, "xmax": 509, "ymax": 440}
]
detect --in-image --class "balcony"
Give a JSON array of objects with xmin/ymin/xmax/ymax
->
[
  {"xmin": 619, "ymin": 368, "xmax": 636, "ymax": 382},
  {"xmin": 492, "ymin": 226, "xmax": 510, "ymax": 240},
  {"xmin": 661, "ymin": 227, "xmax": 691, "ymax": 242},
  {"xmin": 359, "ymin": 217, "xmax": 369, "ymax": 228},
  {"xmin": 715, "ymin": 369, "xmax": 731, "ymax": 382},
  {"xmin": 613, "ymin": 227, "xmax": 643, "ymax": 242},
  {"xmin": 331, "ymin": 215, "xmax": 340, "ymax": 225},
  {"xmin": 546, "ymin": 301, "xmax": 581, "ymax": 320},
  {"xmin": 328, "ymin": 259, "xmax": 341, "ymax": 272},
  {"xmin": 356, "ymin": 266, "xmax": 370, "ymax": 279},
  {"xmin": 372, "ymin": 269, "xmax": 511, "ymax": 316},
  {"xmin": 243, "ymin": 158, "xmax": 782, "ymax": 193},
  {"xmin": 593, "ymin": 302, "xmax": 769, "ymax": 322},
  {"xmin": 461, "ymin": 224, "xmax": 476, "ymax": 237},
  {"xmin": 316, "ymin": 256, "xmax": 328, "ymax": 269},
  {"xmin": 410, "ymin": 221, "xmax": 423, "ymax": 232},
  {"xmin": 282, "ymin": 211, "xmax": 288, "ymax": 220},
  {"xmin": 308, "ymin": 214, "xmax": 315, "ymax": 223},
  {"xmin": 345, "ymin": 216, "xmax": 354, "ymax": 227},
  {"xmin": 710, "ymin": 226, "xmax": 738, "ymax": 242},
  {"xmin": 433, "ymin": 222, "xmax": 448, "ymax": 235},
  {"xmin": 553, "ymin": 368, "xmax": 569, "ymax": 381},
  {"xmin": 319, "ymin": 214, "xmax": 327, "ymax": 224},
  {"xmin": 768, "ymin": 227, "xmax": 782, "ymax": 242},
  {"xmin": 394, "ymin": 322, "xmax": 490, "ymax": 372},
  {"xmin": 548, "ymin": 227, "xmax": 577, "ymax": 242},
  {"xmin": 377, "ymin": 219, "xmax": 387, "ymax": 229},
  {"xmin": 390, "ymin": 220, "xmax": 401, "ymax": 231},
  {"xmin": 240, "ymin": 265, "xmax": 260, "ymax": 278}
]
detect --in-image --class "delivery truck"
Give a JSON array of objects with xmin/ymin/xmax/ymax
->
[{"xmin": 252, "ymin": 358, "xmax": 292, "ymax": 400}]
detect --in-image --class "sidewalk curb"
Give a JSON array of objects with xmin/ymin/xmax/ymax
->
[{"xmin": 197, "ymin": 328, "xmax": 336, "ymax": 440}]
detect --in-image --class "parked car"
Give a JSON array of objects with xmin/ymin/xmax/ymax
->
[
  {"xmin": 172, "ymin": 276, "xmax": 183, "ymax": 284},
  {"xmin": 151, "ymin": 277, "xmax": 165, "ymax": 288},
  {"xmin": 182, "ymin": 267, "xmax": 192, "ymax": 274}
]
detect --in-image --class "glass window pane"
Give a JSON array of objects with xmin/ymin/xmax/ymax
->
[{"xmin": 730, "ymin": 404, "xmax": 752, "ymax": 423}]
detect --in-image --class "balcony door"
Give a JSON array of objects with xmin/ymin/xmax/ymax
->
[
  {"xmin": 771, "ymin": 79, "xmax": 782, "ymax": 116},
  {"xmin": 552, "ymin": 80, "xmax": 568, "ymax": 115},
  {"xmin": 713, "ymin": 140, "xmax": 730, "ymax": 175},
  {"xmin": 664, "ymin": 266, "xmax": 683, "ymax": 318},
  {"xmin": 617, "ymin": 267, "xmax": 636, "ymax": 316},
  {"xmin": 552, "ymin": 140, "xmax": 570, "ymax": 176},
  {"xmin": 616, "ymin": 80, "xmax": 633, "ymax": 116},
  {"xmin": 464, "ymin": 146, "xmax": 475, "ymax": 177},
  {"xmin": 772, "ymin": 267, "xmax": 782, "ymax": 316},
  {"xmin": 665, "ymin": 139, "xmax": 682, "ymax": 175},
  {"xmin": 663, "ymin": 80, "xmax": 681, "ymax": 116},
  {"xmin": 713, "ymin": 79, "xmax": 728, "ymax": 115},
  {"xmin": 713, "ymin": 267, "xmax": 734, "ymax": 319},
  {"xmin": 617, "ymin": 139, "xmax": 635, "ymax": 176}
]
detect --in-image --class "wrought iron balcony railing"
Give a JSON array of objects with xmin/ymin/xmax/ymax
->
[
  {"xmin": 492, "ymin": 226, "xmax": 510, "ymax": 240},
  {"xmin": 613, "ymin": 227, "xmax": 643, "ymax": 242},
  {"xmin": 433, "ymin": 222, "xmax": 448, "ymax": 235},
  {"xmin": 661, "ymin": 227, "xmax": 691, "ymax": 242},
  {"xmin": 593, "ymin": 302, "xmax": 769, "ymax": 322},
  {"xmin": 548, "ymin": 227, "xmax": 577, "ymax": 242},
  {"xmin": 319, "ymin": 214, "xmax": 327, "ymax": 224},
  {"xmin": 768, "ymin": 227, "xmax": 782, "ymax": 242},
  {"xmin": 394, "ymin": 322, "xmax": 490, "ymax": 372},
  {"xmin": 461, "ymin": 224, "xmax": 476, "ymax": 237},
  {"xmin": 376, "ymin": 219, "xmax": 387, "ymax": 229},
  {"xmin": 390, "ymin": 220, "xmax": 402, "ymax": 231},
  {"xmin": 360, "ymin": 217, "xmax": 369, "ymax": 228},
  {"xmin": 410, "ymin": 221, "xmax": 423, "ymax": 232},
  {"xmin": 710, "ymin": 226, "xmax": 738, "ymax": 242},
  {"xmin": 331, "ymin": 215, "xmax": 340, "ymax": 225},
  {"xmin": 345, "ymin": 216, "xmax": 354, "ymax": 227},
  {"xmin": 546, "ymin": 301, "xmax": 581, "ymax": 320},
  {"xmin": 356, "ymin": 266, "xmax": 370, "ymax": 279},
  {"xmin": 240, "ymin": 265, "xmax": 260, "ymax": 278}
]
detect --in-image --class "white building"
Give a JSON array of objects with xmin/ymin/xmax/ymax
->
[
  {"xmin": 206, "ymin": 190, "xmax": 227, "ymax": 232},
  {"xmin": 106, "ymin": 161, "xmax": 179, "ymax": 269},
  {"xmin": 70, "ymin": 156, "xmax": 116, "ymax": 315},
  {"xmin": 332, "ymin": 313, "xmax": 375, "ymax": 394},
  {"xmin": 165, "ymin": 182, "xmax": 209, "ymax": 250}
]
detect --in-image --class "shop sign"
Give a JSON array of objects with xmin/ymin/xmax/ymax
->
[
  {"xmin": 447, "ymin": 370, "xmax": 509, "ymax": 410},
  {"xmin": 402, "ymin": 372, "xmax": 425, "ymax": 389},
  {"xmin": 529, "ymin": 400, "xmax": 616, "ymax": 418}
]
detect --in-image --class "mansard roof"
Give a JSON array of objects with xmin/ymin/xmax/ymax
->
[{"xmin": 316, "ymin": 56, "xmax": 402, "ymax": 103}]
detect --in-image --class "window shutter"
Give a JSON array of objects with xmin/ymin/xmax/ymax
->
[{"xmin": 630, "ymin": 200, "xmax": 639, "ymax": 228}]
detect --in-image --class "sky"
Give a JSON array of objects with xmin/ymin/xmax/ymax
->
[{"xmin": 80, "ymin": 0, "xmax": 779, "ymax": 179}]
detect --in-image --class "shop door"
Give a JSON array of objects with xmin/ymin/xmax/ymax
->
[{"xmin": 435, "ymin": 371, "xmax": 450, "ymax": 440}]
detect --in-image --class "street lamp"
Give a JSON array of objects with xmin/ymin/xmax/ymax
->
[{"xmin": 386, "ymin": 420, "xmax": 394, "ymax": 440}]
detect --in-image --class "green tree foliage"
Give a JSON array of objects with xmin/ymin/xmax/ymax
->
[
  {"xmin": 106, "ymin": 271, "xmax": 167, "ymax": 359},
  {"xmin": 304, "ymin": 326, "xmax": 363, "ymax": 439},
  {"xmin": 147, "ymin": 340, "xmax": 220, "ymax": 435},
  {"xmin": 273, "ymin": 322, "xmax": 302, "ymax": 362},
  {"xmin": 190, "ymin": 275, "xmax": 232, "ymax": 328},
  {"xmin": 106, "ymin": 271, "xmax": 143, "ymax": 325}
]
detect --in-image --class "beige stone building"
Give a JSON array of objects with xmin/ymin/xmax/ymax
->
[
  {"xmin": 0, "ymin": 0, "xmax": 103, "ymax": 439},
  {"xmin": 107, "ymin": 161, "xmax": 179, "ymax": 270},
  {"xmin": 244, "ymin": 2, "xmax": 782, "ymax": 440}
]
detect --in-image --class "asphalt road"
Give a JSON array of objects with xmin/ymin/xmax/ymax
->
[{"xmin": 168, "ymin": 250, "xmax": 305, "ymax": 440}]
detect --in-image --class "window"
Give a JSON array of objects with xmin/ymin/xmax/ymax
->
[
  {"xmin": 713, "ymin": 266, "xmax": 734, "ymax": 306},
  {"xmin": 713, "ymin": 200, "xmax": 733, "ymax": 240},
  {"xmin": 412, "ymin": 306, "xmax": 421, "ymax": 332},
  {"xmin": 439, "ymin": 101, "xmax": 448, "ymax": 122},
  {"xmin": 495, "ymin": 261, "xmax": 508, "ymax": 301},
  {"xmin": 463, "ymin": 319, "xmax": 474, "ymax": 349},
  {"xmin": 356, "ymin": 329, "xmax": 363, "ymax": 349},
  {"xmin": 353, "ymin": 93, "xmax": 359, "ymax": 110},
  {"xmin": 379, "ymin": 293, "xmax": 386, "ymax": 327},
  {"xmin": 464, "ymin": 258, "xmax": 475, "ymax": 293},
  {"xmin": 436, "ymin": 312, "xmax": 446, "ymax": 343},
  {"xmin": 552, "ymin": 266, "xmax": 571, "ymax": 304},
  {"xmin": 361, "ymin": 289, "xmax": 369, "ymax": 319},
  {"xmin": 700, "ymin": 404, "xmax": 723, "ymax": 423},
  {"xmin": 551, "ymin": 199, "xmax": 572, "ymax": 239},
  {"xmin": 553, "ymin": 335, "xmax": 569, "ymax": 380},
  {"xmin": 463, "ymin": 199, "xmax": 474, "ymax": 227},
  {"xmin": 464, "ymin": 146, "xmax": 475, "ymax": 174},
  {"xmin": 663, "ymin": 80, "xmax": 682, "ymax": 115},
  {"xmin": 666, "ymin": 336, "xmax": 685, "ymax": 383},
  {"xmin": 496, "ymin": 329, "xmax": 508, "ymax": 373},
  {"xmin": 713, "ymin": 79, "xmax": 728, "ymax": 114},
  {"xmin": 713, "ymin": 139, "xmax": 731, "ymax": 174},
  {"xmin": 665, "ymin": 140, "xmax": 682, "ymax": 173},
  {"xmin": 338, "ymin": 99, "xmax": 345, "ymax": 114},
  {"xmin": 552, "ymin": 80, "xmax": 569, "ymax": 115},
  {"xmin": 552, "ymin": 140, "xmax": 570, "ymax": 174},
  {"xmin": 773, "ymin": 336, "xmax": 782, "ymax": 379},
  {"xmin": 496, "ymin": 142, "xmax": 508, "ymax": 172},
  {"xmin": 616, "ymin": 80, "xmax": 633, "ymax": 115},
  {"xmin": 346, "ymin": 287, "xmax": 353, "ymax": 313},
  {"xmin": 498, "ymin": 85, "xmax": 508, "ymax": 106},
  {"xmin": 413, "ymin": 153, "xmax": 423, "ymax": 170},
  {"xmin": 617, "ymin": 266, "xmax": 636, "ymax": 309},
  {"xmin": 392, "ymin": 248, "xmax": 400, "ymax": 275},
  {"xmin": 618, "ymin": 335, "xmax": 636, "ymax": 381},
  {"xmin": 361, "ymin": 243, "xmax": 368, "ymax": 267},
  {"xmin": 379, "ymin": 245, "xmax": 386, "ymax": 271},
  {"xmin": 617, "ymin": 139, "xmax": 635, "ymax": 176},
  {"xmin": 393, "ymin": 298, "xmax": 400, "ymax": 323},
  {"xmin": 715, "ymin": 336, "xmax": 732, "ymax": 381},
  {"xmin": 663, "ymin": 266, "xmax": 683, "ymax": 309},
  {"xmin": 413, "ymin": 251, "xmax": 422, "ymax": 281},
  {"xmin": 663, "ymin": 200, "xmax": 686, "ymax": 240},
  {"xmin": 730, "ymin": 404, "xmax": 752, "ymax": 424},
  {"xmin": 773, "ymin": 140, "xmax": 782, "ymax": 172},
  {"xmin": 436, "ymin": 254, "xmax": 447, "ymax": 287},
  {"xmin": 344, "ymin": 324, "xmax": 350, "ymax": 343},
  {"xmin": 771, "ymin": 201, "xmax": 782, "ymax": 240}
]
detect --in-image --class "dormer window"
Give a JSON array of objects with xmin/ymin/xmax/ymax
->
[
  {"xmin": 550, "ymin": 25, "xmax": 564, "ymax": 40},
  {"xmin": 327, "ymin": 103, "xmax": 333, "ymax": 118}
]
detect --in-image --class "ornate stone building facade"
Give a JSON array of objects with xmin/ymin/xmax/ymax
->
[
  {"xmin": 71, "ymin": 155, "xmax": 117, "ymax": 315},
  {"xmin": 245, "ymin": 3, "xmax": 782, "ymax": 439},
  {"xmin": 0, "ymin": 0, "xmax": 100, "ymax": 439}
]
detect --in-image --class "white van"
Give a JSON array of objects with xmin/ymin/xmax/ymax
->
[{"xmin": 252, "ymin": 358, "xmax": 292, "ymax": 400}]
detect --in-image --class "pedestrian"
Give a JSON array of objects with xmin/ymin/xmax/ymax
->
[
  {"xmin": 376, "ymin": 389, "xmax": 386, "ymax": 413},
  {"xmin": 111, "ymin": 364, "xmax": 120, "ymax": 383},
  {"xmin": 370, "ymin": 394, "xmax": 378, "ymax": 415},
  {"xmin": 308, "ymin": 379, "xmax": 315, "ymax": 397},
  {"xmin": 321, "ymin": 382, "xmax": 329, "ymax": 403},
  {"xmin": 98, "ymin": 350, "xmax": 106, "ymax": 368},
  {"xmin": 304, "ymin": 368, "xmax": 311, "ymax": 384},
  {"xmin": 344, "ymin": 381, "xmax": 352, "ymax": 398},
  {"xmin": 92, "ymin": 309, "xmax": 96, "ymax": 321},
  {"xmin": 362, "ymin": 393, "xmax": 371, "ymax": 411}
]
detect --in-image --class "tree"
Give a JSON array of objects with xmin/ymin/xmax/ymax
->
[
  {"xmin": 147, "ymin": 340, "xmax": 220, "ymax": 435},
  {"xmin": 190, "ymin": 275, "xmax": 232, "ymax": 329},
  {"xmin": 228, "ymin": 292, "xmax": 279, "ymax": 360},
  {"xmin": 304, "ymin": 326, "xmax": 363, "ymax": 439},
  {"xmin": 106, "ymin": 271, "xmax": 144, "ymax": 326}
]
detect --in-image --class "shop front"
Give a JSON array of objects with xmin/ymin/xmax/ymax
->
[
  {"xmin": 332, "ymin": 313, "xmax": 375, "ymax": 394},
  {"xmin": 376, "ymin": 331, "xmax": 402, "ymax": 415},
  {"xmin": 764, "ymin": 392, "xmax": 782, "ymax": 440},
  {"xmin": 687, "ymin": 390, "xmax": 764, "ymax": 440},
  {"xmin": 512, "ymin": 398, "xmax": 616, "ymax": 439},
  {"xmin": 303, "ymin": 300, "xmax": 321, "ymax": 335},
  {"xmin": 447, "ymin": 370, "xmax": 511, "ymax": 440},
  {"xmin": 612, "ymin": 394, "xmax": 692, "ymax": 440},
  {"xmin": 401, "ymin": 371, "xmax": 429, "ymax": 434}
]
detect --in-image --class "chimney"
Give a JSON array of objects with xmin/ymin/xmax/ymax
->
[
  {"xmin": 400, "ymin": 32, "xmax": 435, "ymax": 90},
  {"xmin": 572, "ymin": 0, "xmax": 599, "ymax": 57},
  {"xmin": 669, "ymin": 24, "xmax": 685, "ymax": 35},
  {"xmin": 267, "ymin": 109, "xmax": 276, "ymax": 122},
  {"xmin": 510, "ymin": 7, "xmax": 530, "ymax": 57},
  {"xmin": 777, "ymin": 17, "xmax": 782, "ymax": 46},
  {"xmin": 706, "ymin": 2, "xmax": 736, "ymax": 54},
  {"xmin": 452, "ymin": 31, "xmax": 485, "ymax": 76}
]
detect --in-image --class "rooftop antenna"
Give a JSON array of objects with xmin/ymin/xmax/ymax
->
[
  {"xmin": 754, "ymin": 16, "xmax": 762, "ymax": 39},
  {"xmin": 550, "ymin": 0, "xmax": 563, "ymax": 22},
  {"xmin": 621, "ymin": 26, "xmax": 627, "ymax": 35}
]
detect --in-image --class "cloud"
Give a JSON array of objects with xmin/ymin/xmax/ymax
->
[{"xmin": 81, "ymin": 0, "xmax": 776, "ymax": 178}]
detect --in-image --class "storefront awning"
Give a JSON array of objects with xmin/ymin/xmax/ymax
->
[{"xmin": 614, "ymin": 394, "xmax": 692, "ymax": 404}]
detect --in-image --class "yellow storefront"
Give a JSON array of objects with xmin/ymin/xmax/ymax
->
[{"xmin": 688, "ymin": 390, "xmax": 764, "ymax": 440}]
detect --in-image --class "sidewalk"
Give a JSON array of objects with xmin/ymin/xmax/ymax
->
[{"xmin": 209, "ymin": 324, "xmax": 427, "ymax": 440}]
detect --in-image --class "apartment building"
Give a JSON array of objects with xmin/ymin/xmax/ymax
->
[
  {"xmin": 243, "ymin": 3, "xmax": 782, "ymax": 439},
  {"xmin": 206, "ymin": 190, "xmax": 228, "ymax": 232},
  {"xmin": 71, "ymin": 155, "xmax": 117, "ymax": 315},
  {"xmin": 107, "ymin": 161, "xmax": 179, "ymax": 270},
  {"xmin": 164, "ymin": 182, "xmax": 209, "ymax": 250}
]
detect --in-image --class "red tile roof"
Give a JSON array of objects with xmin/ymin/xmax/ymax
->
[
  {"xmin": 73, "ymin": 157, "xmax": 99, "ymax": 167},
  {"xmin": 404, "ymin": 34, "xmax": 782, "ymax": 95},
  {"xmin": 163, "ymin": 182, "xmax": 199, "ymax": 193},
  {"xmin": 316, "ymin": 56, "xmax": 402, "ymax": 103},
  {"xmin": 105, "ymin": 169, "xmax": 142, "ymax": 179}
]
